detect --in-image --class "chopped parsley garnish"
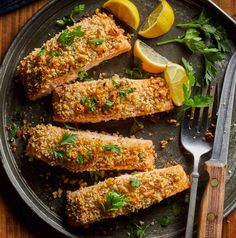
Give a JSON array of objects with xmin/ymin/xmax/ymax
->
[
  {"xmin": 125, "ymin": 68, "xmax": 149, "ymax": 79},
  {"xmin": 130, "ymin": 178, "xmax": 142, "ymax": 188},
  {"xmin": 130, "ymin": 119, "xmax": 144, "ymax": 134},
  {"xmin": 158, "ymin": 215, "xmax": 172, "ymax": 227},
  {"xmin": 53, "ymin": 149, "xmax": 67, "ymax": 160},
  {"xmin": 181, "ymin": 58, "xmax": 212, "ymax": 108},
  {"xmin": 157, "ymin": 9, "xmax": 229, "ymax": 85},
  {"xmin": 56, "ymin": 4, "xmax": 85, "ymax": 27},
  {"xmin": 118, "ymin": 87, "xmax": 134, "ymax": 99},
  {"xmin": 89, "ymin": 171, "xmax": 99, "ymax": 181},
  {"xmin": 100, "ymin": 60, "xmax": 108, "ymax": 66},
  {"xmin": 61, "ymin": 132, "xmax": 78, "ymax": 146},
  {"xmin": 127, "ymin": 224, "xmax": 146, "ymax": 238},
  {"xmin": 76, "ymin": 154, "xmax": 84, "ymax": 164},
  {"xmin": 87, "ymin": 150, "xmax": 93, "ymax": 160},
  {"xmin": 9, "ymin": 123, "xmax": 20, "ymax": 139},
  {"xmin": 103, "ymin": 100, "xmax": 114, "ymax": 109},
  {"xmin": 112, "ymin": 79, "xmax": 120, "ymax": 88},
  {"xmin": 170, "ymin": 202, "xmax": 182, "ymax": 216},
  {"xmin": 102, "ymin": 190, "xmax": 128, "ymax": 212},
  {"xmin": 77, "ymin": 71, "xmax": 94, "ymax": 82},
  {"xmin": 38, "ymin": 48, "xmax": 46, "ymax": 56},
  {"xmin": 125, "ymin": 57, "xmax": 149, "ymax": 79},
  {"xmin": 80, "ymin": 96, "xmax": 98, "ymax": 112},
  {"xmin": 64, "ymin": 123, "xmax": 77, "ymax": 130},
  {"xmin": 58, "ymin": 26, "xmax": 84, "ymax": 46},
  {"xmin": 89, "ymin": 38, "xmax": 104, "ymax": 45},
  {"xmin": 49, "ymin": 51, "xmax": 64, "ymax": 57},
  {"xmin": 102, "ymin": 144, "xmax": 121, "ymax": 153}
]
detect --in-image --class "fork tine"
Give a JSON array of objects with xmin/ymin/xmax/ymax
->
[
  {"xmin": 181, "ymin": 108, "xmax": 192, "ymax": 130},
  {"xmin": 201, "ymin": 84, "xmax": 212, "ymax": 131},
  {"xmin": 210, "ymin": 84, "xmax": 219, "ymax": 126}
]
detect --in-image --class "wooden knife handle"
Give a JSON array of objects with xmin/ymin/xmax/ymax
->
[{"xmin": 198, "ymin": 161, "xmax": 227, "ymax": 238}]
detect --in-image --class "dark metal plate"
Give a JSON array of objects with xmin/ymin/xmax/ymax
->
[{"xmin": 0, "ymin": 0, "xmax": 236, "ymax": 237}]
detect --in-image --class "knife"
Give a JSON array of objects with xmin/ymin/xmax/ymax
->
[{"xmin": 198, "ymin": 52, "xmax": 236, "ymax": 238}]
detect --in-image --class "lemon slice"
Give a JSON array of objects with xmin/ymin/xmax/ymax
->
[
  {"xmin": 164, "ymin": 63, "xmax": 189, "ymax": 106},
  {"xmin": 133, "ymin": 39, "xmax": 169, "ymax": 73},
  {"xmin": 139, "ymin": 0, "xmax": 174, "ymax": 38},
  {"xmin": 103, "ymin": 0, "xmax": 140, "ymax": 30}
]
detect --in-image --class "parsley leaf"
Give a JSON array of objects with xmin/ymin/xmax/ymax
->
[
  {"xmin": 130, "ymin": 119, "xmax": 144, "ymax": 134},
  {"xmin": 80, "ymin": 96, "xmax": 98, "ymax": 112},
  {"xmin": 158, "ymin": 215, "xmax": 172, "ymax": 227},
  {"xmin": 58, "ymin": 26, "xmax": 84, "ymax": 46},
  {"xmin": 9, "ymin": 123, "xmax": 20, "ymax": 139},
  {"xmin": 112, "ymin": 79, "xmax": 120, "ymax": 88},
  {"xmin": 61, "ymin": 132, "xmax": 77, "ymax": 146},
  {"xmin": 76, "ymin": 154, "xmax": 84, "ymax": 164},
  {"xmin": 77, "ymin": 71, "xmax": 94, "ymax": 82},
  {"xmin": 56, "ymin": 4, "xmax": 85, "ymax": 27},
  {"xmin": 170, "ymin": 202, "xmax": 182, "ymax": 216},
  {"xmin": 89, "ymin": 38, "xmax": 104, "ymax": 45},
  {"xmin": 103, "ymin": 100, "xmax": 114, "ymax": 109},
  {"xmin": 102, "ymin": 144, "xmax": 121, "ymax": 153},
  {"xmin": 53, "ymin": 149, "xmax": 67, "ymax": 160},
  {"xmin": 64, "ymin": 123, "xmax": 77, "ymax": 130},
  {"xmin": 181, "ymin": 58, "xmax": 213, "ymax": 108},
  {"xmin": 49, "ymin": 51, "xmax": 64, "ymax": 57},
  {"xmin": 181, "ymin": 57, "xmax": 196, "ymax": 87},
  {"xmin": 38, "ymin": 47, "xmax": 46, "ymax": 56},
  {"xmin": 118, "ymin": 86, "xmax": 134, "ymax": 99},
  {"xmin": 102, "ymin": 191, "xmax": 128, "ymax": 212},
  {"xmin": 130, "ymin": 178, "xmax": 142, "ymax": 188},
  {"xmin": 87, "ymin": 150, "xmax": 93, "ymax": 160},
  {"xmin": 127, "ymin": 224, "xmax": 146, "ymax": 238}
]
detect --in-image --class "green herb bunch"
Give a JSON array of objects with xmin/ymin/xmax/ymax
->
[{"xmin": 157, "ymin": 10, "xmax": 230, "ymax": 85}]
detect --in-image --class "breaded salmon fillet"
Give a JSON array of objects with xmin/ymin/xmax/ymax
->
[
  {"xmin": 66, "ymin": 165, "xmax": 190, "ymax": 226},
  {"xmin": 52, "ymin": 75, "xmax": 173, "ymax": 123},
  {"xmin": 26, "ymin": 124, "xmax": 156, "ymax": 172},
  {"xmin": 17, "ymin": 11, "xmax": 131, "ymax": 100}
]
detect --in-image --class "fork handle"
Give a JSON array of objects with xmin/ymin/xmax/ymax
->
[
  {"xmin": 198, "ymin": 161, "xmax": 227, "ymax": 238},
  {"xmin": 185, "ymin": 172, "xmax": 199, "ymax": 238}
]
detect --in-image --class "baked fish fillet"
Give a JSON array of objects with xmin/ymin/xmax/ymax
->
[
  {"xmin": 52, "ymin": 75, "xmax": 173, "ymax": 123},
  {"xmin": 26, "ymin": 124, "xmax": 155, "ymax": 172},
  {"xmin": 66, "ymin": 164, "xmax": 190, "ymax": 226},
  {"xmin": 17, "ymin": 11, "xmax": 131, "ymax": 100}
]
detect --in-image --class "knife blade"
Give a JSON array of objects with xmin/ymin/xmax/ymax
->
[{"xmin": 198, "ymin": 52, "xmax": 236, "ymax": 238}]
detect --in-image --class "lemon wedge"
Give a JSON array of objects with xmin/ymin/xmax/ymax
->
[
  {"xmin": 164, "ymin": 63, "xmax": 189, "ymax": 106},
  {"xmin": 103, "ymin": 0, "xmax": 140, "ymax": 30},
  {"xmin": 139, "ymin": 0, "xmax": 174, "ymax": 38},
  {"xmin": 133, "ymin": 39, "xmax": 169, "ymax": 73}
]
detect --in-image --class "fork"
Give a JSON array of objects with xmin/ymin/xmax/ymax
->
[{"xmin": 181, "ymin": 86, "xmax": 218, "ymax": 238}]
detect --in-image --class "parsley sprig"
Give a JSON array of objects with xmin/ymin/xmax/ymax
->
[
  {"xmin": 177, "ymin": 10, "xmax": 230, "ymax": 53},
  {"xmin": 102, "ymin": 191, "xmax": 128, "ymax": 212},
  {"xmin": 157, "ymin": 10, "xmax": 229, "ymax": 85},
  {"xmin": 56, "ymin": 4, "xmax": 85, "ymax": 27},
  {"xmin": 181, "ymin": 58, "xmax": 212, "ymax": 108}
]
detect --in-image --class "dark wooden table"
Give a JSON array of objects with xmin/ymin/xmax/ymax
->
[{"xmin": 0, "ymin": 1, "xmax": 236, "ymax": 237}]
